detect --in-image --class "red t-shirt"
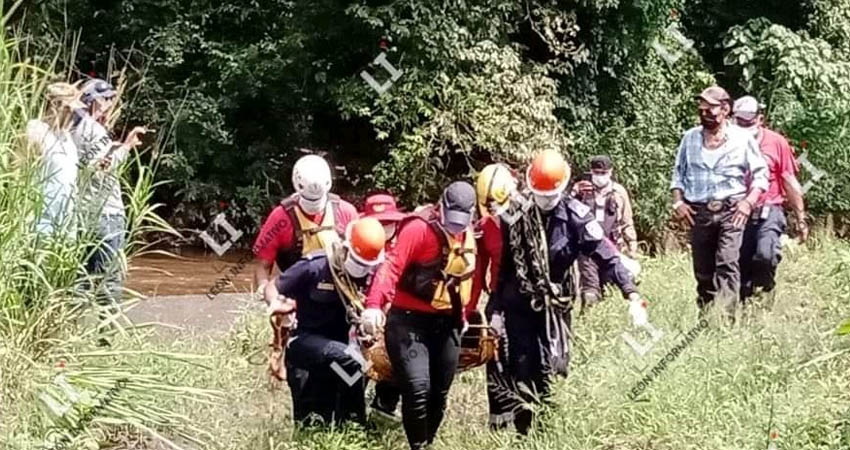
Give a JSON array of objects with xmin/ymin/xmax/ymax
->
[
  {"xmin": 471, "ymin": 216, "xmax": 502, "ymax": 307},
  {"xmin": 757, "ymin": 128, "xmax": 799, "ymax": 206},
  {"xmin": 365, "ymin": 218, "xmax": 479, "ymax": 317},
  {"xmin": 252, "ymin": 199, "xmax": 358, "ymax": 263}
]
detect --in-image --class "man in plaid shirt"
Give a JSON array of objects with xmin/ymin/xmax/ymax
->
[{"xmin": 670, "ymin": 86, "xmax": 768, "ymax": 318}]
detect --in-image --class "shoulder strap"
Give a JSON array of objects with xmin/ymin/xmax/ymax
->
[
  {"xmin": 326, "ymin": 243, "xmax": 365, "ymax": 322},
  {"xmin": 280, "ymin": 195, "xmax": 303, "ymax": 252}
]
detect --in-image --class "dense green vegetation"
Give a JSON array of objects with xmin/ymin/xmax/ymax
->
[
  {"xmin": 17, "ymin": 0, "xmax": 850, "ymax": 243},
  {"xmin": 2, "ymin": 3, "xmax": 850, "ymax": 450}
]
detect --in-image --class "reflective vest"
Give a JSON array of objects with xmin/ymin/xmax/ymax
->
[
  {"xmin": 581, "ymin": 190, "xmax": 618, "ymax": 242},
  {"xmin": 398, "ymin": 207, "xmax": 476, "ymax": 310},
  {"xmin": 275, "ymin": 193, "xmax": 343, "ymax": 272}
]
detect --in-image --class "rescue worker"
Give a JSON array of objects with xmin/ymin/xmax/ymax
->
[
  {"xmin": 572, "ymin": 155, "xmax": 640, "ymax": 307},
  {"xmin": 472, "ymin": 153, "xmax": 647, "ymax": 434},
  {"xmin": 361, "ymin": 182, "xmax": 479, "ymax": 450},
  {"xmin": 360, "ymin": 193, "xmax": 406, "ymax": 421},
  {"xmin": 732, "ymin": 96, "xmax": 808, "ymax": 301},
  {"xmin": 253, "ymin": 154, "xmax": 359, "ymax": 379},
  {"xmin": 670, "ymin": 86, "xmax": 768, "ymax": 318},
  {"xmin": 264, "ymin": 218, "xmax": 386, "ymax": 426}
]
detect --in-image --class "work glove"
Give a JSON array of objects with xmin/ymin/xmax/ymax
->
[
  {"xmin": 627, "ymin": 293, "xmax": 649, "ymax": 328},
  {"xmin": 489, "ymin": 312, "xmax": 506, "ymax": 337},
  {"xmin": 360, "ymin": 308, "xmax": 386, "ymax": 336}
]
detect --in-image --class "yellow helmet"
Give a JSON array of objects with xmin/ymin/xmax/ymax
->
[{"xmin": 476, "ymin": 163, "xmax": 517, "ymax": 217}]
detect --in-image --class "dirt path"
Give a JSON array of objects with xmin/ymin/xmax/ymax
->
[{"xmin": 125, "ymin": 293, "xmax": 263, "ymax": 337}]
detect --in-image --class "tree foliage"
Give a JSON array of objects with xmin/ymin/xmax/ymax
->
[{"xmin": 20, "ymin": 0, "xmax": 850, "ymax": 241}]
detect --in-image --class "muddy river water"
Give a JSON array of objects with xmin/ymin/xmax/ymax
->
[{"xmin": 125, "ymin": 247, "xmax": 255, "ymax": 296}]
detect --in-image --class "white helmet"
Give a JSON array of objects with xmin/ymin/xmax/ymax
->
[{"xmin": 292, "ymin": 155, "xmax": 332, "ymax": 214}]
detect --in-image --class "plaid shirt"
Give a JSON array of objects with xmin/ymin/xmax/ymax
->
[{"xmin": 670, "ymin": 125, "xmax": 768, "ymax": 203}]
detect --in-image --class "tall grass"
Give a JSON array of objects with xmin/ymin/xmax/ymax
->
[
  {"xmin": 0, "ymin": 5, "xmax": 217, "ymax": 450},
  {"xmin": 119, "ymin": 233, "xmax": 850, "ymax": 450}
]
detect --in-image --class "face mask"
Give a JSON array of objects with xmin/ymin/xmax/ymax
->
[
  {"xmin": 699, "ymin": 109, "xmax": 722, "ymax": 130},
  {"xmin": 298, "ymin": 195, "xmax": 326, "ymax": 215},
  {"xmin": 489, "ymin": 200, "xmax": 510, "ymax": 218},
  {"xmin": 343, "ymin": 252, "xmax": 373, "ymax": 279},
  {"xmin": 382, "ymin": 223, "xmax": 397, "ymax": 241},
  {"xmin": 533, "ymin": 192, "xmax": 561, "ymax": 211},
  {"xmin": 592, "ymin": 173, "xmax": 611, "ymax": 188},
  {"xmin": 442, "ymin": 221, "xmax": 466, "ymax": 236}
]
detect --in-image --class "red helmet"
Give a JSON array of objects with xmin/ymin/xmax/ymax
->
[
  {"xmin": 526, "ymin": 150, "xmax": 571, "ymax": 196},
  {"xmin": 346, "ymin": 218, "xmax": 386, "ymax": 264}
]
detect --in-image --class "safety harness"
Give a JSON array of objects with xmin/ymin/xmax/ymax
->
[
  {"xmin": 397, "ymin": 206, "xmax": 476, "ymax": 330},
  {"xmin": 276, "ymin": 193, "xmax": 343, "ymax": 272}
]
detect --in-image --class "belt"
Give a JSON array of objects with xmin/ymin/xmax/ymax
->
[{"xmin": 687, "ymin": 197, "xmax": 743, "ymax": 212}]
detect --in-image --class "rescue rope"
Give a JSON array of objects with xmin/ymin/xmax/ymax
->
[
  {"xmin": 506, "ymin": 194, "xmax": 558, "ymax": 312},
  {"xmin": 326, "ymin": 242, "xmax": 366, "ymax": 327},
  {"xmin": 505, "ymin": 194, "xmax": 573, "ymax": 377}
]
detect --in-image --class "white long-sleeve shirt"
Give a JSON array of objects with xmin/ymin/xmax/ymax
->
[
  {"xmin": 72, "ymin": 113, "xmax": 128, "ymax": 218},
  {"xmin": 27, "ymin": 120, "xmax": 79, "ymax": 236}
]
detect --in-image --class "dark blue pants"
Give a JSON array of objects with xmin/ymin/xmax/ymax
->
[
  {"xmin": 740, "ymin": 205, "xmax": 787, "ymax": 300},
  {"xmin": 486, "ymin": 306, "xmax": 557, "ymax": 434},
  {"xmin": 285, "ymin": 333, "xmax": 366, "ymax": 426},
  {"xmin": 385, "ymin": 309, "xmax": 459, "ymax": 450}
]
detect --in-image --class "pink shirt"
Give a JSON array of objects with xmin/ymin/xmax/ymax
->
[{"xmin": 756, "ymin": 128, "xmax": 799, "ymax": 206}]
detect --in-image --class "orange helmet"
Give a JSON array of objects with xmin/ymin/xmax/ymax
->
[
  {"xmin": 526, "ymin": 149, "xmax": 571, "ymax": 196},
  {"xmin": 346, "ymin": 217, "xmax": 386, "ymax": 265}
]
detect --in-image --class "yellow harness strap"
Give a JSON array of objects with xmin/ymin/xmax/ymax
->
[
  {"xmin": 431, "ymin": 229, "xmax": 477, "ymax": 310},
  {"xmin": 293, "ymin": 202, "xmax": 341, "ymax": 255}
]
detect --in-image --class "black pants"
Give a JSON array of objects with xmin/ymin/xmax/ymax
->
[
  {"xmin": 740, "ymin": 205, "xmax": 786, "ymax": 300},
  {"xmin": 689, "ymin": 202, "xmax": 744, "ymax": 312},
  {"xmin": 371, "ymin": 380, "xmax": 401, "ymax": 414},
  {"xmin": 285, "ymin": 332, "xmax": 366, "ymax": 426},
  {"xmin": 486, "ymin": 306, "xmax": 565, "ymax": 434},
  {"xmin": 385, "ymin": 309, "xmax": 460, "ymax": 450}
]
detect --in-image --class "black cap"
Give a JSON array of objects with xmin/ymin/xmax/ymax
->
[
  {"xmin": 590, "ymin": 155, "xmax": 613, "ymax": 171},
  {"xmin": 440, "ymin": 181, "xmax": 476, "ymax": 232}
]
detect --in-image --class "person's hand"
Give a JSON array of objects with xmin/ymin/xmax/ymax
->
[
  {"xmin": 732, "ymin": 199, "xmax": 754, "ymax": 228},
  {"xmin": 575, "ymin": 180, "xmax": 594, "ymax": 195},
  {"xmin": 268, "ymin": 296, "xmax": 295, "ymax": 317},
  {"xmin": 489, "ymin": 312, "xmax": 505, "ymax": 337},
  {"xmin": 674, "ymin": 201, "xmax": 695, "ymax": 228},
  {"xmin": 123, "ymin": 126, "xmax": 150, "ymax": 150},
  {"xmin": 627, "ymin": 293, "xmax": 648, "ymax": 328},
  {"xmin": 360, "ymin": 308, "xmax": 386, "ymax": 336},
  {"xmin": 796, "ymin": 213, "xmax": 809, "ymax": 242}
]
